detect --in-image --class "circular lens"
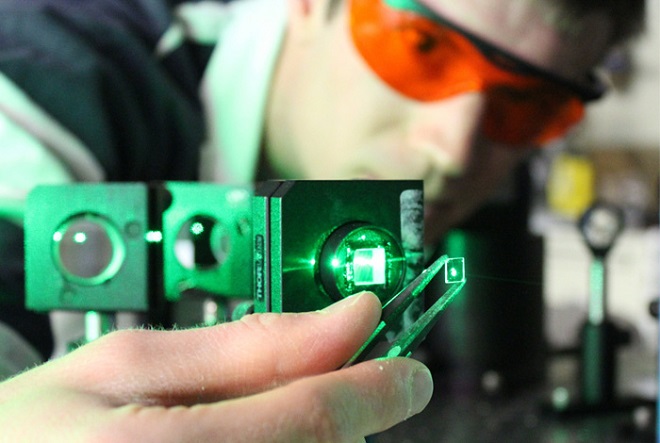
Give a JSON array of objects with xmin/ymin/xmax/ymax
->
[
  {"xmin": 583, "ymin": 207, "xmax": 621, "ymax": 249},
  {"xmin": 318, "ymin": 223, "xmax": 406, "ymax": 303},
  {"xmin": 53, "ymin": 214, "xmax": 126, "ymax": 285},
  {"xmin": 579, "ymin": 203, "xmax": 625, "ymax": 255},
  {"xmin": 175, "ymin": 215, "xmax": 229, "ymax": 270}
]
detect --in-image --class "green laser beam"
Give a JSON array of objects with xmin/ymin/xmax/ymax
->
[{"xmin": 465, "ymin": 273, "xmax": 543, "ymax": 287}]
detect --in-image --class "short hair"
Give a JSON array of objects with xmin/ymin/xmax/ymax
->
[
  {"xmin": 537, "ymin": 0, "xmax": 646, "ymax": 46},
  {"xmin": 328, "ymin": 0, "xmax": 646, "ymax": 46}
]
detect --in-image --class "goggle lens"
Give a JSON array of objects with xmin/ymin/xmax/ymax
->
[{"xmin": 349, "ymin": 0, "xmax": 594, "ymax": 146}]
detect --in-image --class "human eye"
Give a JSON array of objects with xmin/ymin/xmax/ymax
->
[
  {"xmin": 489, "ymin": 84, "xmax": 567, "ymax": 114},
  {"xmin": 490, "ymin": 85, "xmax": 531, "ymax": 103},
  {"xmin": 399, "ymin": 23, "xmax": 441, "ymax": 55}
]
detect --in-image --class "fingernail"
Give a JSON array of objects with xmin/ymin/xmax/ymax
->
[
  {"xmin": 322, "ymin": 292, "xmax": 366, "ymax": 314},
  {"xmin": 409, "ymin": 367, "xmax": 433, "ymax": 417}
]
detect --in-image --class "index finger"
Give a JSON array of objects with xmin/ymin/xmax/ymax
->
[{"xmin": 32, "ymin": 292, "xmax": 384, "ymax": 404}]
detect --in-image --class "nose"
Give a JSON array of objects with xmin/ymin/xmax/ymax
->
[{"xmin": 406, "ymin": 91, "xmax": 487, "ymax": 177}]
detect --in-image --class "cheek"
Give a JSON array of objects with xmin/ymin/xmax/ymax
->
[{"xmin": 296, "ymin": 37, "xmax": 414, "ymax": 176}]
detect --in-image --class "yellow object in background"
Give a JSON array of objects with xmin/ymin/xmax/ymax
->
[{"xmin": 547, "ymin": 153, "xmax": 595, "ymax": 219}]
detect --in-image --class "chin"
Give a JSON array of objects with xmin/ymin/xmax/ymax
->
[{"xmin": 423, "ymin": 208, "xmax": 453, "ymax": 246}]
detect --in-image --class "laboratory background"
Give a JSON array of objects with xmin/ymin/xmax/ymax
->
[
  {"xmin": 378, "ymin": 1, "xmax": 660, "ymax": 440},
  {"xmin": 0, "ymin": 0, "xmax": 658, "ymax": 442}
]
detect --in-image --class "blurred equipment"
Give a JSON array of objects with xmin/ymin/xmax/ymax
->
[
  {"xmin": 546, "ymin": 151, "xmax": 595, "ymax": 220},
  {"xmin": 578, "ymin": 202, "xmax": 626, "ymax": 407},
  {"xmin": 550, "ymin": 202, "xmax": 654, "ymax": 414}
]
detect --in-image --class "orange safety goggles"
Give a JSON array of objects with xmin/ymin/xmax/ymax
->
[{"xmin": 349, "ymin": 0, "xmax": 606, "ymax": 146}]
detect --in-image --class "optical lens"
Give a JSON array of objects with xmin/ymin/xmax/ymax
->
[
  {"xmin": 53, "ymin": 214, "xmax": 125, "ymax": 285},
  {"xmin": 319, "ymin": 223, "xmax": 406, "ymax": 303},
  {"xmin": 175, "ymin": 215, "xmax": 230, "ymax": 270}
]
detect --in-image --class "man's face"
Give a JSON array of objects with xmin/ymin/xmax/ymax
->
[{"xmin": 264, "ymin": 0, "xmax": 612, "ymax": 244}]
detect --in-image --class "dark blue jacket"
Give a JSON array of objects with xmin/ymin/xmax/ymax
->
[{"xmin": 0, "ymin": 0, "xmax": 216, "ymax": 357}]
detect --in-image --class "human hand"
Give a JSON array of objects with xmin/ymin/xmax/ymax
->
[{"xmin": 0, "ymin": 292, "xmax": 433, "ymax": 442}]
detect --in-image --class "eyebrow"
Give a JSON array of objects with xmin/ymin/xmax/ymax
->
[{"xmin": 384, "ymin": 0, "xmax": 606, "ymax": 101}]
